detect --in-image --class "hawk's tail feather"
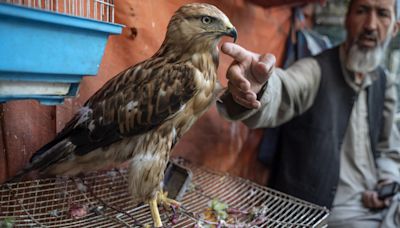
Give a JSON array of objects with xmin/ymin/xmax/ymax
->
[
  {"xmin": 2, "ymin": 169, "xmax": 28, "ymax": 185},
  {"xmin": 1, "ymin": 138, "xmax": 74, "ymax": 185}
]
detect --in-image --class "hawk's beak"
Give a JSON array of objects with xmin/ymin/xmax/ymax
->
[{"xmin": 226, "ymin": 27, "xmax": 238, "ymax": 43}]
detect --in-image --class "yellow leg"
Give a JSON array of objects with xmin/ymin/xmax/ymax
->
[
  {"xmin": 157, "ymin": 190, "xmax": 181, "ymax": 208},
  {"xmin": 149, "ymin": 197, "xmax": 162, "ymax": 227}
]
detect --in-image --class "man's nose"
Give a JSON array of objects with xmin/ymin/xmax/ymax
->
[{"xmin": 364, "ymin": 11, "xmax": 378, "ymax": 31}]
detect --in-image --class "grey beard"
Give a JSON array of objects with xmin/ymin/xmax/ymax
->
[
  {"xmin": 345, "ymin": 21, "xmax": 394, "ymax": 74},
  {"xmin": 345, "ymin": 8, "xmax": 396, "ymax": 74},
  {"xmin": 346, "ymin": 42, "xmax": 387, "ymax": 73}
]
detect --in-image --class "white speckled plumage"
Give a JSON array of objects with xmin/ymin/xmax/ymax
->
[{"xmin": 8, "ymin": 4, "xmax": 236, "ymax": 223}]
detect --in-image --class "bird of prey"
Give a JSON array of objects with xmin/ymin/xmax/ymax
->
[{"xmin": 5, "ymin": 3, "xmax": 236, "ymax": 227}]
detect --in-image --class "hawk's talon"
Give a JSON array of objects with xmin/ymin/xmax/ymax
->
[{"xmin": 157, "ymin": 190, "xmax": 181, "ymax": 209}]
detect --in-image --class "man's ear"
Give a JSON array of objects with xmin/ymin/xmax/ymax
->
[
  {"xmin": 345, "ymin": 14, "xmax": 350, "ymax": 31},
  {"xmin": 392, "ymin": 20, "xmax": 400, "ymax": 37}
]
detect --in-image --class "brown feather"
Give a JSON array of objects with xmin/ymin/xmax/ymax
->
[{"xmin": 17, "ymin": 3, "xmax": 236, "ymax": 203}]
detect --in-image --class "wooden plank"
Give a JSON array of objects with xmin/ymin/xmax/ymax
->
[
  {"xmin": 0, "ymin": 104, "xmax": 8, "ymax": 182},
  {"xmin": 2, "ymin": 100, "xmax": 56, "ymax": 179}
]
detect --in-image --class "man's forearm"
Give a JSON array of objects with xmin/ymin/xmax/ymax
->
[{"xmin": 218, "ymin": 58, "xmax": 321, "ymax": 129}]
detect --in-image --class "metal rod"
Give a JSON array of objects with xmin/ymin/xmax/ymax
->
[
  {"xmin": 100, "ymin": 0, "xmax": 104, "ymax": 21},
  {"xmin": 111, "ymin": 0, "xmax": 114, "ymax": 23},
  {"xmin": 94, "ymin": 0, "xmax": 97, "ymax": 20},
  {"xmin": 3, "ymin": 0, "xmax": 115, "ymax": 23},
  {"xmin": 80, "ymin": 0, "xmax": 82, "ymax": 17},
  {"xmin": 87, "ymin": 0, "xmax": 90, "ymax": 18},
  {"xmin": 97, "ymin": 0, "xmax": 112, "ymax": 7},
  {"xmin": 106, "ymin": 1, "xmax": 109, "ymax": 22}
]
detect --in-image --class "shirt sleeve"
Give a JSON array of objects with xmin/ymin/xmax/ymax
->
[
  {"xmin": 376, "ymin": 72, "xmax": 400, "ymax": 183},
  {"xmin": 217, "ymin": 57, "xmax": 322, "ymax": 128}
]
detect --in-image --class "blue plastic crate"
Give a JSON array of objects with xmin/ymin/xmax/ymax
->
[{"xmin": 0, "ymin": 3, "xmax": 123, "ymax": 105}]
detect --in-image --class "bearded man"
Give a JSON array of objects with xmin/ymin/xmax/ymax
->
[{"xmin": 218, "ymin": 0, "xmax": 400, "ymax": 227}]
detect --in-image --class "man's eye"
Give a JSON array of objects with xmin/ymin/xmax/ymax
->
[
  {"xmin": 355, "ymin": 5, "xmax": 370, "ymax": 15},
  {"xmin": 201, "ymin": 16, "xmax": 213, "ymax": 24},
  {"xmin": 378, "ymin": 10, "xmax": 390, "ymax": 18},
  {"xmin": 356, "ymin": 8, "xmax": 366, "ymax": 14}
]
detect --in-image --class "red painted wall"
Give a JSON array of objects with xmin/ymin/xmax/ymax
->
[{"xmin": 0, "ymin": 0, "xmax": 292, "ymax": 185}]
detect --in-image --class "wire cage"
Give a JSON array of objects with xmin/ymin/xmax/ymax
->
[
  {"xmin": 0, "ymin": 161, "xmax": 329, "ymax": 227},
  {"xmin": 0, "ymin": 0, "xmax": 122, "ymax": 105},
  {"xmin": 2, "ymin": 0, "xmax": 115, "ymax": 23}
]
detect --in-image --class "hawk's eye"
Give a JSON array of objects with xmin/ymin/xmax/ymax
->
[{"xmin": 201, "ymin": 16, "xmax": 213, "ymax": 24}]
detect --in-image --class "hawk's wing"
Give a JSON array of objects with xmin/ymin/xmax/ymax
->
[{"xmin": 28, "ymin": 60, "xmax": 198, "ymax": 171}]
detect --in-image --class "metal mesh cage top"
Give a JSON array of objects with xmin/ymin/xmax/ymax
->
[
  {"xmin": 2, "ymin": 0, "xmax": 115, "ymax": 23},
  {"xmin": 0, "ymin": 162, "xmax": 329, "ymax": 227}
]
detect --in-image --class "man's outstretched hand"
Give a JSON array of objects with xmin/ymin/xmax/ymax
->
[{"xmin": 221, "ymin": 42, "xmax": 275, "ymax": 109}]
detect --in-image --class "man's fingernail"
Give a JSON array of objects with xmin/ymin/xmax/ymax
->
[
  {"xmin": 258, "ymin": 62, "xmax": 269, "ymax": 73},
  {"xmin": 266, "ymin": 54, "xmax": 276, "ymax": 63},
  {"xmin": 246, "ymin": 93, "xmax": 255, "ymax": 100},
  {"xmin": 253, "ymin": 101, "xmax": 261, "ymax": 109},
  {"xmin": 240, "ymin": 82, "xmax": 248, "ymax": 91},
  {"xmin": 222, "ymin": 43, "xmax": 232, "ymax": 52}
]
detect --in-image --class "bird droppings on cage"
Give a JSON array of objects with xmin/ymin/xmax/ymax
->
[
  {"xmin": 48, "ymin": 209, "xmax": 61, "ymax": 218},
  {"xmin": 75, "ymin": 181, "xmax": 88, "ymax": 193},
  {"xmin": 0, "ymin": 162, "xmax": 329, "ymax": 227}
]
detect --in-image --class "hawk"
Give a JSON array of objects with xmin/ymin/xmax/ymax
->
[{"xmin": 6, "ymin": 3, "xmax": 236, "ymax": 227}]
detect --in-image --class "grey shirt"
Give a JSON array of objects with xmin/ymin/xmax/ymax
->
[{"xmin": 218, "ymin": 45, "xmax": 400, "ymax": 221}]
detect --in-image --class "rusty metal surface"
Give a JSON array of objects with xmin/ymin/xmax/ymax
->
[{"xmin": 0, "ymin": 162, "xmax": 329, "ymax": 227}]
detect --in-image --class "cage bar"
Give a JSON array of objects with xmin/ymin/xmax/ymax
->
[
  {"xmin": 0, "ymin": 162, "xmax": 329, "ymax": 227},
  {"xmin": 1, "ymin": 0, "xmax": 115, "ymax": 23}
]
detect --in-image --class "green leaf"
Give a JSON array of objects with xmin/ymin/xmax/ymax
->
[
  {"xmin": 210, "ymin": 199, "xmax": 229, "ymax": 220},
  {"xmin": 211, "ymin": 199, "xmax": 228, "ymax": 211},
  {"xmin": 1, "ymin": 217, "xmax": 15, "ymax": 228}
]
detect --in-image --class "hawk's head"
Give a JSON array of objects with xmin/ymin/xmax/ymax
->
[{"xmin": 162, "ymin": 3, "xmax": 237, "ymax": 52}]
